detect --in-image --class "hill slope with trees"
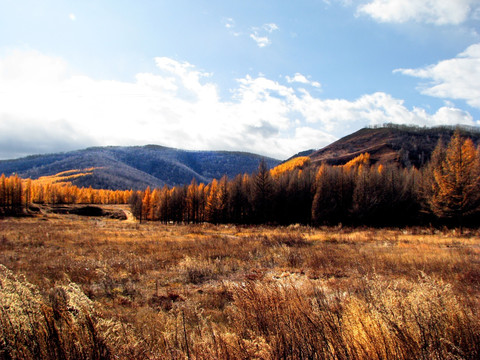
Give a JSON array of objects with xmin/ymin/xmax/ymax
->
[{"xmin": 309, "ymin": 124, "xmax": 480, "ymax": 168}]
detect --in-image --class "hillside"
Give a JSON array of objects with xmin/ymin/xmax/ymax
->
[
  {"xmin": 0, "ymin": 145, "xmax": 280, "ymax": 190},
  {"xmin": 309, "ymin": 125, "xmax": 480, "ymax": 168}
]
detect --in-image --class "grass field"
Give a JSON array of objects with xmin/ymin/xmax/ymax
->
[{"xmin": 1, "ymin": 209, "xmax": 480, "ymax": 359}]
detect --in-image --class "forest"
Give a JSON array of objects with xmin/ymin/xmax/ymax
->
[
  {"xmin": 1, "ymin": 130, "xmax": 480, "ymax": 229},
  {"xmin": 0, "ymin": 169, "xmax": 131, "ymax": 216},
  {"xmin": 126, "ymin": 130, "xmax": 480, "ymax": 229}
]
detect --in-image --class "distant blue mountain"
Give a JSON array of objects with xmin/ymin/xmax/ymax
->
[{"xmin": 0, "ymin": 145, "xmax": 280, "ymax": 190}]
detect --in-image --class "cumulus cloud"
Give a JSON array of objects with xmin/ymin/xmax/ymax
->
[
  {"xmin": 0, "ymin": 50, "xmax": 476, "ymax": 160},
  {"xmin": 357, "ymin": 0, "xmax": 480, "ymax": 25},
  {"xmin": 395, "ymin": 43, "xmax": 480, "ymax": 109},
  {"xmin": 295, "ymin": 91, "xmax": 476, "ymax": 135}
]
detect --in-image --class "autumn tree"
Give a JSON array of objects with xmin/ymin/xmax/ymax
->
[
  {"xmin": 12, "ymin": 175, "xmax": 22, "ymax": 211},
  {"xmin": 0, "ymin": 174, "xmax": 23, "ymax": 215},
  {"xmin": 142, "ymin": 187, "xmax": 152, "ymax": 221},
  {"xmin": 421, "ymin": 138, "xmax": 446, "ymax": 211},
  {"xmin": 197, "ymin": 183, "xmax": 206, "ymax": 222},
  {"xmin": 150, "ymin": 188, "xmax": 160, "ymax": 220},
  {"xmin": 217, "ymin": 175, "xmax": 229, "ymax": 223},
  {"xmin": 352, "ymin": 164, "xmax": 418, "ymax": 225},
  {"xmin": 252, "ymin": 159, "xmax": 274, "ymax": 223},
  {"xmin": 129, "ymin": 191, "xmax": 143, "ymax": 222},
  {"xmin": 283, "ymin": 168, "xmax": 315, "ymax": 224},
  {"xmin": 312, "ymin": 165, "xmax": 354, "ymax": 225},
  {"xmin": 186, "ymin": 179, "xmax": 200, "ymax": 223},
  {"xmin": 425, "ymin": 130, "xmax": 480, "ymax": 231},
  {"xmin": 227, "ymin": 174, "xmax": 247, "ymax": 223},
  {"xmin": 205, "ymin": 179, "xmax": 220, "ymax": 223},
  {"xmin": 272, "ymin": 170, "xmax": 291, "ymax": 224},
  {"xmin": 0, "ymin": 174, "xmax": 6, "ymax": 211},
  {"xmin": 158, "ymin": 185, "xmax": 171, "ymax": 223},
  {"xmin": 169, "ymin": 186, "xmax": 186, "ymax": 223}
]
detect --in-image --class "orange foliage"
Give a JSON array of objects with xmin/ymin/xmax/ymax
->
[
  {"xmin": 270, "ymin": 156, "xmax": 311, "ymax": 177},
  {"xmin": 0, "ymin": 168, "xmax": 132, "ymax": 207},
  {"xmin": 0, "ymin": 174, "xmax": 23, "ymax": 212},
  {"xmin": 32, "ymin": 168, "xmax": 98, "ymax": 185},
  {"xmin": 428, "ymin": 131, "xmax": 480, "ymax": 222},
  {"xmin": 342, "ymin": 153, "xmax": 371, "ymax": 170}
]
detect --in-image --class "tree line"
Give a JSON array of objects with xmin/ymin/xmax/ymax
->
[
  {"xmin": 128, "ymin": 154, "xmax": 420, "ymax": 226},
  {"xmin": 129, "ymin": 131, "xmax": 480, "ymax": 228},
  {"xmin": 0, "ymin": 173, "xmax": 131, "ymax": 216}
]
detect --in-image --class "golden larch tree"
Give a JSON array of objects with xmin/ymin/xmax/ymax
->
[
  {"xmin": 427, "ymin": 130, "xmax": 480, "ymax": 230},
  {"xmin": 142, "ymin": 187, "xmax": 152, "ymax": 221}
]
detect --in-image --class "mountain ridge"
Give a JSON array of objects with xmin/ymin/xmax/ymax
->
[
  {"xmin": 0, "ymin": 145, "xmax": 280, "ymax": 190},
  {"xmin": 308, "ymin": 125, "xmax": 480, "ymax": 168}
]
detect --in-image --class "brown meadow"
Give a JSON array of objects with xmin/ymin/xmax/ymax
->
[{"xmin": 1, "ymin": 210, "xmax": 480, "ymax": 359}]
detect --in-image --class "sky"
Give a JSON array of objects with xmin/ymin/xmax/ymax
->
[{"xmin": 1, "ymin": 0, "xmax": 480, "ymax": 160}]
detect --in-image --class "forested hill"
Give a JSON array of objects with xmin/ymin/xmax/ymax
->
[
  {"xmin": 0, "ymin": 146, "xmax": 280, "ymax": 190},
  {"xmin": 2, "ymin": 125, "xmax": 480, "ymax": 191},
  {"xmin": 309, "ymin": 125, "xmax": 480, "ymax": 168}
]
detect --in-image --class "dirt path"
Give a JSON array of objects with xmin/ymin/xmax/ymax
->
[{"xmin": 122, "ymin": 209, "xmax": 137, "ymax": 223}]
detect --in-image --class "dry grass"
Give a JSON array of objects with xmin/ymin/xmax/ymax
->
[
  {"xmin": 1, "ymin": 212, "xmax": 480, "ymax": 359},
  {"xmin": 0, "ymin": 265, "xmax": 110, "ymax": 359}
]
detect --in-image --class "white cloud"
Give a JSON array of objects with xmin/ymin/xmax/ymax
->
[
  {"xmin": 69, "ymin": 13, "xmax": 76, "ymax": 21},
  {"xmin": 395, "ymin": 43, "xmax": 480, "ymax": 109},
  {"xmin": 0, "ymin": 50, "xmax": 476, "ymax": 160},
  {"xmin": 223, "ymin": 17, "xmax": 235, "ymax": 29},
  {"xmin": 223, "ymin": 17, "xmax": 242, "ymax": 37},
  {"xmin": 295, "ymin": 91, "xmax": 476, "ymax": 133},
  {"xmin": 357, "ymin": 0, "xmax": 480, "ymax": 25},
  {"xmin": 286, "ymin": 73, "xmax": 309, "ymax": 84},
  {"xmin": 286, "ymin": 73, "xmax": 322, "ymax": 88},
  {"xmin": 0, "ymin": 114, "xmax": 95, "ymax": 159},
  {"xmin": 250, "ymin": 33, "xmax": 271, "ymax": 48},
  {"xmin": 249, "ymin": 23, "xmax": 279, "ymax": 48},
  {"xmin": 263, "ymin": 23, "xmax": 279, "ymax": 33}
]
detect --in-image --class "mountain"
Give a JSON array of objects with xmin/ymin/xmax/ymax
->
[
  {"xmin": 308, "ymin": 124, "xmax": 480, "ymax": 168},
  {"xmin": 0, "ymin": 145, "xmax": 280, "ymax": 190}
]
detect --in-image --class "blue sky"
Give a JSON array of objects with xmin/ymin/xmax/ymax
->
[{"xmin": 1, "ymin": 0, "xmax": 480, "ymax": 160}]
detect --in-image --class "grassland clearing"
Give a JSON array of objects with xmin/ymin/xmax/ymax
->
[{"xmin": 1, "ymin": 211, "xmax": 480, "ymax": 359}]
